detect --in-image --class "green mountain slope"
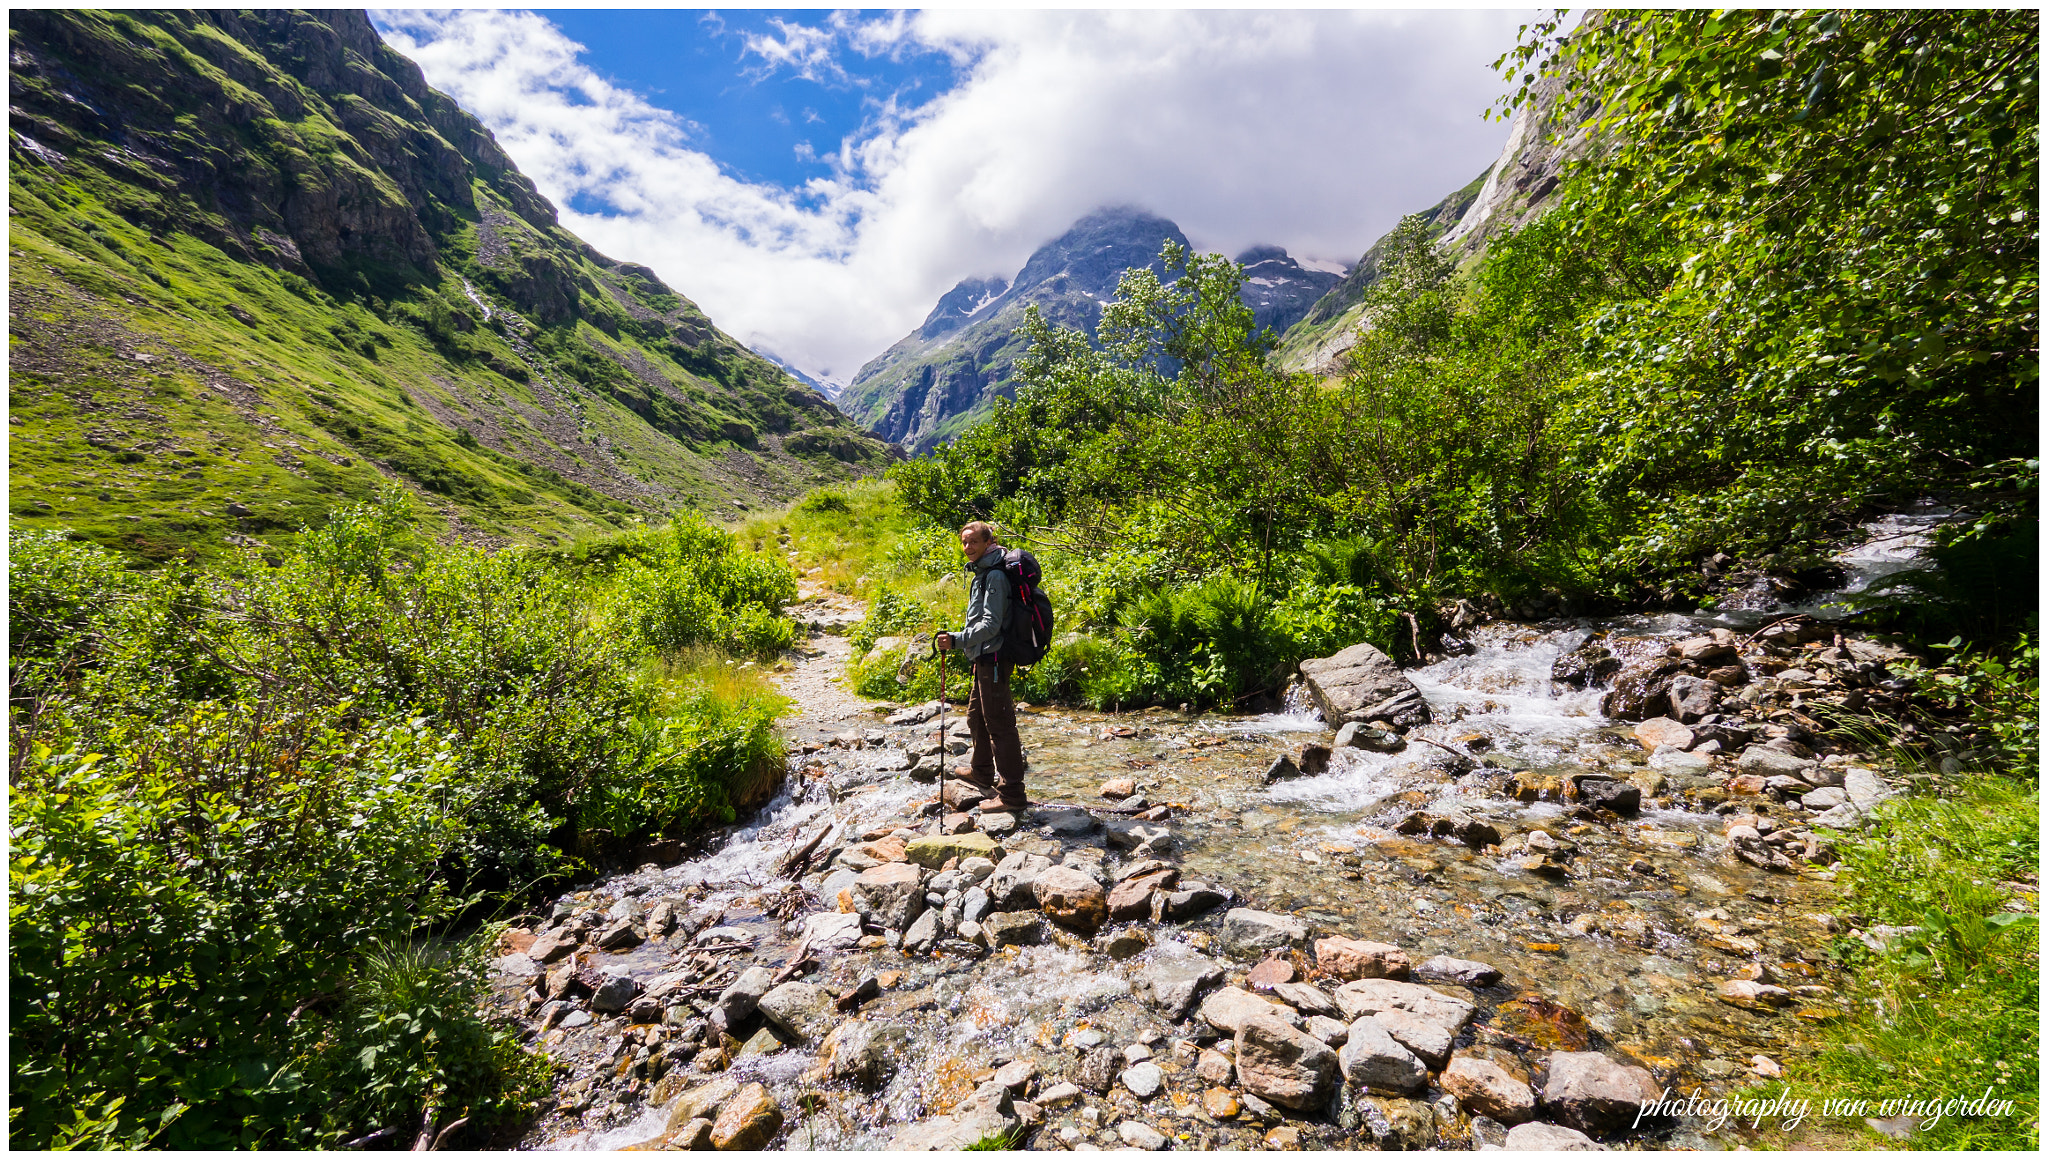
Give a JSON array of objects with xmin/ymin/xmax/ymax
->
[
  {"xmin": 7, "ymin": 8, "xmax": 893, "ymax": 561},
  {"xmin": 1270, "ymin": 165, "xmax": 1491, "ymax": 375}
]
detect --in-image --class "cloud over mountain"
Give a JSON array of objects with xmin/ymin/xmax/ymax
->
[{"xmin": 379, "ymin": 9, "xmax": 1526, "ymax": 383}]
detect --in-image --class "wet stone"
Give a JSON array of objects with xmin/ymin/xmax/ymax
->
[
  {"xmin": 1220, "ymin": 908, "xmax": 1308, "ymax": 955},
  {"xmin": 1270, "ymin": 981, "xmax": 1340, "ymax": 1020},
  {"xmin": 1541, "ymin": 1051, "xmax": 1661, "ymax": 1134},
  {"xmin": 1315, "ymin": 936, "xmax": 1410, "ymax": 981},
  {"xmin": 1412, "ymin": 955, "xmax": 1503, "ymax": 987},
  {"xmin": 1246, "ymin": 958, "xmax": 1297, "ymax": 989},
  {"xmin": 1505, "ymin": 1121, "xmax": 1607, "ymax": 1150},
  {"xmin": 1338, "ymin": 1016, "xmax": 1426, "ymax": 1094},
  {"xmin": 1332, "ymin": 978, "xmax": 1475, "ymax": 1032},
  {"xmin": 1235, "ymin": 1013, "xmax": 1340, "ymax": 1111},
  {"xmin": 1200, "ymin": 986, "xmax": 1300, "ymax": 1034},
  {"xmin": 980, "ymin": 910, "xmax": 1043, "ymax": 948},
  {"xmin": 1442, "ymin": 1053, "xmax": 1536, "ymax": 1125}
]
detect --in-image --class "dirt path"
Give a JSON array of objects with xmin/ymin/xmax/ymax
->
[{"xmin": 773, "ymin": 581, "xmax": 877, "ymax": 741}]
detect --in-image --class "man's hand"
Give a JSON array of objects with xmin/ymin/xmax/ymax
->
[{"xmin": 936, "ymin": 632, "xmax": 954, "ymax": 651}]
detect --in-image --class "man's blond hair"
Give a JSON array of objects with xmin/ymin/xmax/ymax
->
[{"xmin": 961, "ymin": 520, "xmax": 998, "ymax": 545}]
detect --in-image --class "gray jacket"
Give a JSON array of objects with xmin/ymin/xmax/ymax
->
[{"xmin": 948, "ymin": 551, "xmax": 1011, "ymax": 661}]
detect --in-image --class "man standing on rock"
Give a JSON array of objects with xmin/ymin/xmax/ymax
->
[{"xmin": 935, "ymin": 521, "xmax": 1028, "ymax": 812}]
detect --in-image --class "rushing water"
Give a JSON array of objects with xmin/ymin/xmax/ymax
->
[{"xmin": 510, "ymin": 596, "xmax": 1885, "ymax": 1151}]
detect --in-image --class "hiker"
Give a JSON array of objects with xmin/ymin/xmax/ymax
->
[{"xmin": 935, "ymin": 521, "xmax": 1028, "ymax": 812}]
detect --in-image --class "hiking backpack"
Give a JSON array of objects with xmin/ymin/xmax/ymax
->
[{"xmin": 998, "ymin": 547, "xmax": 1056, "ymax": 666}]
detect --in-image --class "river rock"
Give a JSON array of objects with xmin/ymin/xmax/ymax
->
[
  {"xmin": 981, "ymin": 910, "xmax": 1042, "ymax": 948},
  {"xmin": 528, "ymin": 928, "xmax": 579, "ymax": 963},
  {"xmin": 1118, "ymin": 1120, "xmax": 1168, "ymax": 1150},
  {"xmin": 665, "ymin": 1076, "xmax": 742, "ymax": 1132},
  {"xmin": 1162, "ymin": 882, "xmax": 1230, "ymax": 919},
  {"xmin": 1633, "ymin": 718, "xmax": 1694, "ymax": 752},
  {"xmin": 1305, "ymin": 1014, "xmax": 1350, "ymax": 1045},
  {"xmin": 710, "ymin": 966, "xmax": 775, "ymax": 1028},
  {"xmin": 852, "ymin": 862, "xmax": 927, "ymax": 931},
  {"xmin": 757, "ymin": 982, "xmax": 835, "ymax": 1044},
  {"xmin": 1338, "ymin": 1016, "xmax": 1426, "ymax": 1094},
  {"xmin": 1299, "ymin": 642, "xmax": 1431, "ymax": 729},
  {"xmin": 590, "ymin": 973, "xmax": 642, "ymax": 1013},
  {"xmin": 1246, "ymin": 958, "xmax": 1297, "ymax": 989},
  {"xmin": 959, "ymin": 885, "xmax": 992, "ymax": 926},
  {"xmin": 1201, "ymin": 986, "xmax": 1302, "ymax": 1034},
  {"xmin": 903, "ymin": 908, "xmax": 940, "ymax": 954},
  {"xmin": 1107, "ymin": 867, "xmax": 1179, "ymax": 920},
  {"xmin": 1136, "ymin": 953, "xmax": 1225, "ymax": 1020},
  {"xmin": 1800, "ymin": 786, "xmax": 1848, "ymax": 811},
  {"xmin": 801, "ymin": 910, "xmax": 864, "ymax": 951},
  {"xmin": 1505, "ymin": 1121, "xmax": 1607, "ymax": 1150},
  {"xmin": 1315, "ymin": 936, "xmax": 1410, "ymax": 980},
  {"xmin": 1716, "ymin": 979, "xmax": 1795, "ymax": 1010},
  {"xmin": 1843, "ymin": 768, "xmax": 1892, "ymax": 804},
  {"xmin": 709, "ymin": 1082, "xmax": 782, "ymax": 1150},
  {"xmin": 1335, "ymin": 720, "xmax": 1406, "ymax": 752},
  {"xmin": 1270, "ymin": 981, "xmax": 1341, "ymax": 1019},
  {"xmin": 1332, "ymin": 978, "xmax": 1475, "ymax": 1031},
  {"xmin": 1197, "ymin": 1048, "xmax": 1235, "ymax": 1085},
  {"xmin": 1412, "ymin": 955, "xmax": 1503, "ymax": 986},
  {"xmin": 906, "ymin": 831, "xmax": 1000, "ymax": 868},
  {"xmin": 1104, "ymin": 818, "xmax": 1174, "ymax": 857},
  {"xmin": 987, "ymin": 851, "xmax": 1052, "ymax": 911},
  {"xmin": 1237, "ymin": 1013, "xmax": 1340, "ymax": 1110},
  {"xmin": 1077, "ymin": 1045, "xmax": 1122, "ymax": 1094},
  {"xmin": 1576, "ymin": 778, "xmax": 1641, "ymax": 816},
  {"xmin": 889, "ymin": 1080, "xmax": 1017, "ymax": 1150},
  {"xmin": 1441, "ymin": 1053, "xmax": 1535, "ymax": 1124},
  {"xmin": 819, "ymin": 1019, "xmax": 907, "ymax": 1088},
  {"xmin": 1221, "ymin": 908, "xmax": 1309, "ymax": 955},
  {"xmin": 1371, "ymin": 1007, "xmax": 1453, "ymax": 1068},
  {"xmin": 1540, "ymin": 1051, "xmax": 1661, "ymax": 1134},
  {"xmin": 1667, "ymin": 675, "xmax": 1718, "ymax": 722},
  {"xmin": 1736, "ymin": 745, "xmax": 1813, "ymax": 778},
  {"xmin": 1120, "ymin": 1061, "xmax": 1165, "ymax": 1099},
  {"xmin": 1026, "ymin": 866, "xmax": 1105, "ymax": 932}
]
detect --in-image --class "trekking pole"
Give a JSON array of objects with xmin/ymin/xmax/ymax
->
[{"xmin": 935, "ymin": 636, "xmax": 947, "ymax": 830}]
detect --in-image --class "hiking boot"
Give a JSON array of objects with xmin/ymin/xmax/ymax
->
[{"xmin": 979, "ymin": 798, "xmax": 1030, "ymax": 814}]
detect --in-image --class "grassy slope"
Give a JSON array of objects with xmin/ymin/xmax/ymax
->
[{"xmin": 8, "ymin": 10, "xmax": 889, "ymax": 562}]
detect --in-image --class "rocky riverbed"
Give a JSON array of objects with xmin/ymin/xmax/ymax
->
[{"xmin": 478, "ymin": 581, "xmax": 1927, "ymax": 1151}]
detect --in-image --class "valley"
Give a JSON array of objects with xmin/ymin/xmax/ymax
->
[{"xmin": 8, "ymin": 7, "xmax": 2036, "ymax": 1154}]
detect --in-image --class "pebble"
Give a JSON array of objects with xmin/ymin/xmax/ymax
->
[
  {"xmin": 1118, "ymin": 1121, "xmax": 1168, "ymax": 1150},
  {"xmin": 1119, "ymin": 1061, "xmax": 1164, "ymax": 1098}
]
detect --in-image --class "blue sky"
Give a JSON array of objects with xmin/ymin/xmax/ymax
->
[
  {"xmin": 530, "ymin": 10, "xmax": 963, "ymax": 198},
  {"xmin": 378, "ymin": 9, "xmax": 1529, "ymax": 383}
]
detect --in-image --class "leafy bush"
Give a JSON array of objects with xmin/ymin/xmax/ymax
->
[{"xmin": 7, "ymin": 493, "xmax": 799, "ymax": 1148}]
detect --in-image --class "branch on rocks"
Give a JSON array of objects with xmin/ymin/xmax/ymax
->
[
  {"xmin": 341, "ymin": 1126, "xmax": 401, "ymax": 1149},
  {"xmin": 431, "ymin": 1116, "xmax": 470, "ymax": 1150}
]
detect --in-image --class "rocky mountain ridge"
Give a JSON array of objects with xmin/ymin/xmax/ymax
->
[
  {"xmin": 840, "ymin": 208, "xmax": 1344, "ymax": 455},
  {"xmin": 8, "ymin": 8, "xmax": 891, "ymax": 558}
]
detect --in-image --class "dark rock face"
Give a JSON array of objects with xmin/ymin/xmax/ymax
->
[{"xmin": 1233, "ymin": 245, "xmax": 1341, "ymax": 335}]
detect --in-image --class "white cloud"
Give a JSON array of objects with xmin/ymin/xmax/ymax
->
[{"xmin": 376, "ymin": 9, "xmax": 1528, "ymax": 385}]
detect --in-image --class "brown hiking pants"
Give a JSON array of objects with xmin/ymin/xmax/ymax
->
[{"xmin": 966, "ymin": 657, "xmax": 1028, "ymax": 808}]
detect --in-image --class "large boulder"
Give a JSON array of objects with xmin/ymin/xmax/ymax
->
[
  {"xmin": 1221, "ymin": 908, "xmax": 1309, "ymax": 956},
  {"xmin": 1032, "ymin": 866, "xmax": 1110, "ymax": 932},
  {"xmin": 1370, "ymin": 1007, "xmax": 1452, "ymax": 1068},
  {"xmin": 1332, "ymin": 978, "xmax": 1475, "ymax": 1031},
  {"xmin": 1540, "ymin": 1051, "xmax": 1661, "ymax": 1134},
  {"xmin": 1234, "ymin": 1013, "xmax": 1340, "ymax": 1111},
  {"xmin": 1336, "ymin": 1016, "xmax": 1426, "ymax": 1094},
  {"xmin": 1298, "ymin": 642, "xmax": 1430, "ymax": 729}
]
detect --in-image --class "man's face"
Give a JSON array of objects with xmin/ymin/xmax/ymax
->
[{"xmin": 959, "ymin": 529, "xmax": 991, "ymax": 563}]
